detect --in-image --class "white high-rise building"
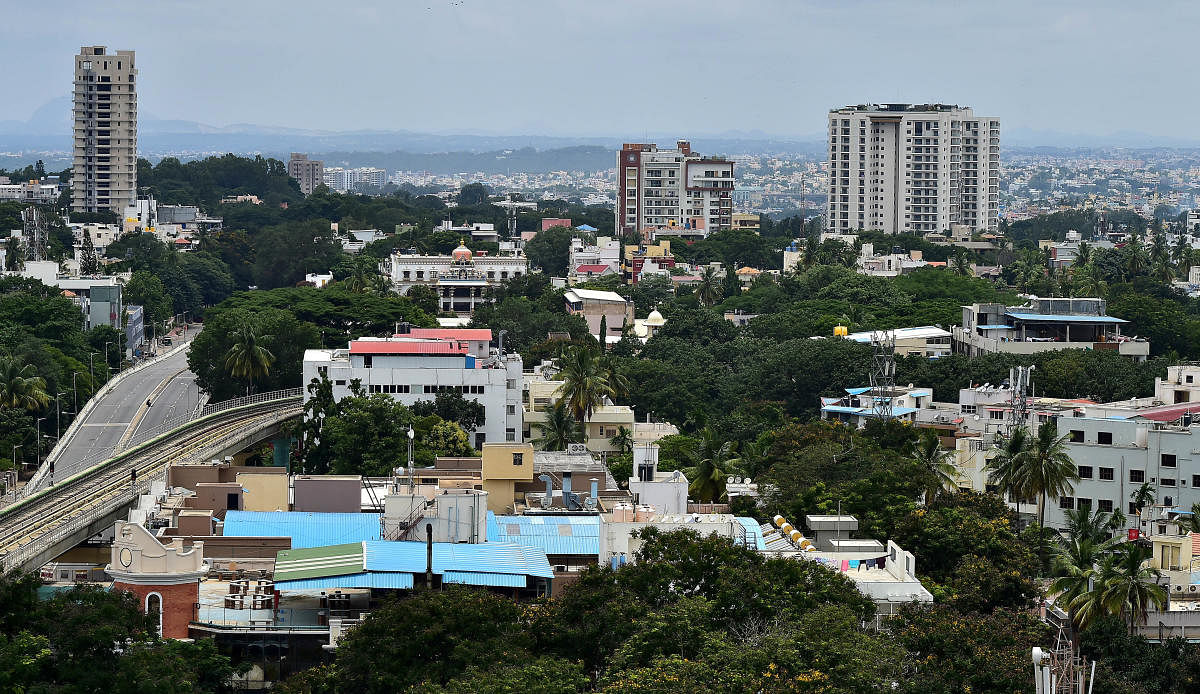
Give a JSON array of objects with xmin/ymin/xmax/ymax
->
[
  {"xmin": 616, "ymin": 140, "xmax": 734, "ymax": 237},
  {"xmin": 72, "ymin": 46, "xmax": 137, "ymax": 214},
  {"xmin": 826, "ymin": 104, "xmax": 999, "ymax": 235}
]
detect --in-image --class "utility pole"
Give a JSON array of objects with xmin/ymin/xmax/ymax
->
[
  {"xmin": 35, "ymin": 418, "xmax": 45, "ymax": 468},
  {"xmin": 104, "ymin": 342, "xmax": 112, "ymax": 380},
  {"xmin": 72, "ymin": 372, "xmax": 78, "ymax": 413},
  {"xmin": 88, "ymin": 353, "xmax": 96, "ymax": 390}
]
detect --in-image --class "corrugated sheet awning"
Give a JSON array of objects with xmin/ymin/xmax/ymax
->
[
  {"xmin": 442, "ymin": 571, "xmax": 527, "ymax": 587},
  {"xmin": 275, "ymin": 572, "xmax": 415, "ymax": 590}
]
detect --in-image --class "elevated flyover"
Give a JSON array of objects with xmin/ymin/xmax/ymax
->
[{"xmin": 0, "ymin": 389, "xmax": 302, "ymax": 574}]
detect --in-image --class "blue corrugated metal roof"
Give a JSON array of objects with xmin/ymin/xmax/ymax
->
[
  {"xmin": 736, "ymin": 517, "xmax": 768, "ymax": 551},
  {"xmin": 822, "ymin": 405, "xmax": 919, "ymax": 418},
  {"xmin": 487, "ymin": 512, "xmax": 600, "ymax": 556},
  {"xmin": 978, "ymin": 324, "xmax": 1013, "ymax": 330},
  {"xmin": 844, "ymin": 386, "xmax": 872, "ymax": 395},
  {"xmin": 274, "ymin": 571, "xmax": 414, "ymax": 590},
  {"xmin": 1006, "ymin": 312, "xmax": 1126, "ymax": 324},
  {"xmin": 443, "ymin": 570, "xmax": 527, "ymax": 587},
  {"xmin": 224, "ymin": 511, "xmax": 380, "ymax": 549},
  {"xmin": 363, "ymin": 540, "xmax": 555, "ymax": 579}
]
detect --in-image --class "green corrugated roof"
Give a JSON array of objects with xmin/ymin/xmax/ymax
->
[{"xmin": 274, "ymin": 542, "xmax": 364, "ymax": 581}]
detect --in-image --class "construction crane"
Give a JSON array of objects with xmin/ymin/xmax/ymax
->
[{"xmin": 492, "ymin": 193, "xmax": 538, "ymax": 239}]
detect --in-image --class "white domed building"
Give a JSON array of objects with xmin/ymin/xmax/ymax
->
[
  {"xmin": 633, "ymin": 308, "xmax": 667, "ymax": 341},
  {"xmin": 380, "ymin": 240, "xmax": 529, "ymax": 315}
]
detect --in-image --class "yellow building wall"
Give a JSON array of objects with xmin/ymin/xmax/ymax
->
[
  {"xmin": 481, "ymin": 479, "xmax": 519, "ymax": 514},
  {"xmin": 236, "ymin": 472, "xmax": 289, "ymax": 511},
  {"xmin": 481, "ymin": 443, "xmax": 534, "ymax": 482}
]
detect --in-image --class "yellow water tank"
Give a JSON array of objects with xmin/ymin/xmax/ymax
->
[
  {"xmin": 772, "ymin": 515, "xmax": 786, "ymax": 528},
  {"xmin": 779, "ymin": 523, "xmax": 793, "ymax": 535},
  {"xmin": 834, "ymin": 325, "xmax": 849, "ymax": 337},
  {"xmin": 789, "ymin": 530, "xmax": 803, "ymax": 543}
]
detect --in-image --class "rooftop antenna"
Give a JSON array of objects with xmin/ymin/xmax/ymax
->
[
  {"xmin": 492, "ymin": 193, "xmax": 537, "ymax": 241},
  {"xmin": 869, "ymin": 330, "xmax": 896, "ymax": 421}
]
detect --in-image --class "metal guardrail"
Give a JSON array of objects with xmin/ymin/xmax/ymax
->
[
  {"xmin": 2, "ymin": 388, "xmax": 303, "ymax": 508},
  {"xmin": 0, "ymin": 401, "xmax": 302, "ymax": 572}
]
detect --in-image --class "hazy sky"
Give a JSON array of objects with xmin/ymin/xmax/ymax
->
[{"xmin": 2, "ymin": 0, "xmax": 1196, "ymax": 138}]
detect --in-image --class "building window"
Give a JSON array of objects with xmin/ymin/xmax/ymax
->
[
  {"xmin": 1077, "ymin": 465, "xmax": 1093, "ymax": 479},
  {"xmin": 1097, "ymin": 431, "xmax": 1113, "ymax": 445},
  {"xmin": 1100, "ymin": 467, "xmax": 1114, "ymax": 481},
  {"xmin": 989, "ymin": 410, "xmax": 1004, "ymax": 420},
  {"xmin": 363, "ymin": 356, "xmax": 372, "ymax": 369},
  {"xmin": 512, "ymin": 452, "xmax": 523, "ymax": 466},
  {"xmin": 1059, "ymin": 496, "xmax": 1074, "ymax": 510},
  {"xmin": 1077, "ymin": 497, "xmax": 1092, "ymax": 510},
  {"xmin": 1069, "ymin": 430, "xmax": 1084, "ymax": 443},
  {"xmin": 505, "ymin": 428, "xmax": 516, "ymax": 442},
  {"xmin": 1162, "ymin": 454, "xmax": 1177, "ymax": 468},
  {"xmin": 961, "ymin": 405, "xmax": 976, "ymax": 414},
  {"xmin": 1130, "ymin": 469, "xmax": 1145, "ymax": 483},
  {"xmin": 1098, "ymin": 499, "xmax": 1113, "ymax": 513},
  {"xmin": 1193, "ymin": 475, "xmax": 1200, "ymax": 488},
  {"xmin": 145, "ymin": 592, "xmax": 163, "ymax": 637},
  {"xmin": 1129, "ymin": 502, "xmax": 1139, "ymax": 514},
  {"xmin": 1162, "ymin": 478, "xmax": 1176, "ymax": 487}
]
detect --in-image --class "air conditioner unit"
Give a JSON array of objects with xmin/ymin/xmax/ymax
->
[
  {"xmin": 1189, "ymin": 584, "xmax": 1199, "ymax": 594},
  {"xmin": 1174, "ymin": 584, "xmax": 1187, "ymax": 595}
]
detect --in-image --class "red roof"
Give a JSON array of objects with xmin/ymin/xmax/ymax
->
[
  {"xmin": 403, "ymin": 328, "xmax": 492, "ymax": 341},
  {"xmin": 575, "ymin": 264, "xmax": 612, "ymax": 273},
  {"xmin": 349, "ymin": 340, "xmax": 469, "ymax": 355},
  {"xmin": 174, "ymin": 238, "xmax": 192, "ymax": 244},
  {"xmin": 1131, "ymin": 403, "xmax": 1200, "ymax": 423}
]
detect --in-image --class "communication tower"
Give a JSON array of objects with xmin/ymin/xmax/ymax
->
[
  {"xmin": 869, "ymin": 331, "xmax": 897, "ymax": 421},
  {"xmin": 1008, "ymin": 365, "xmax": 1035, "ymax": 433},
  {"xmin": 21, "ymin": 206, "xmax": 48, "ymax": 262},
  {"xmin": 492, "ymin": 193, "xmax": 538, "ymax": 239}
]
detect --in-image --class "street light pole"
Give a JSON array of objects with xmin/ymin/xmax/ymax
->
[
  {"xmin": 88, "ymin": 353, "xmax": 95, "ymax": 390},
  {"xmin": 104, "ymin": 342, "xmax": 112, "ymax": 380},
  {"xmin": 72, "ymin": 372, "xmax": 78, "ymax": 413},
  {"xmin": 35, "ymin": 417, "xmax": 45, "ymax": 468},
  {"xmin": 12, "ymin": 445, "xmax": 18, "ymax": 471}
]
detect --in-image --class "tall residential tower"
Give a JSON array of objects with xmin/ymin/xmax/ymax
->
[
  {"xmin": 826, "ymin": 104, "xmax": 999, "ymax": 235},
  {"xmin": 616, "ymin": 141, "xmax": 734, "ymax": 237},
  {"xmin": 72, "ymin": 46, "xmax": 137, "ymax": 215}
]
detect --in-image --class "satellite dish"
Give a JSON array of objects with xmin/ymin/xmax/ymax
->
[{"xmin": 973, "ymin": 415, "xmax": 980, "ymax": 421}]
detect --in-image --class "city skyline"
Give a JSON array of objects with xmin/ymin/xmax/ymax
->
[{"xmin": 2, "ymin": 0, "xmax": 1199, "ymax": 142}]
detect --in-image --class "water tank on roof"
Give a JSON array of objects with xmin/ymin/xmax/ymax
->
[{"xmin": 834, "ymin": 325, "xmax": 849, "ymax": 337}]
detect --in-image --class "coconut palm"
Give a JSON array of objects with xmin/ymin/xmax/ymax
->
[
  {"xmin": 1172, "ymin": 503, "xmax": 1200, "ymax": 534},
  {"xmin": 608, "ymin": 425, "xmax": 633, "ymax": 455},
  {"xmin": 532, "ymin": 401, "xmax": 582, "ymax": 451},
  {"xmin": 598, "ymin": 354, "xmax": 630, "ymax": 400},
  {"xmin": 1024, "ymin": 422, "xmax": 1080, "ymax": 530},
  {"xmin": 986, "ymin": 426, "xmax": 1034, "ymax": 517},
  {"xmin": 1052, "ymin": 535, "xmax": 1116, "ymax": 632},
  {"xmin": 694, "ymin": 266, "xmax": 722, "ymax": 306},
  {"xmin": 1095, "ymin": 543, "xmax": 1167, "ymax": 635},
  {"xmin": 1075, "ymin": 241, "xmax": 1093, "ymax": 268},
  {"xmin": 224, "ymin": 321, "xmax": 275, "ymax": 396},
  {"xmin": 552, "ymin": 346, "xmax": 614, "ymax": 425},
  {"xmin": 0, "ymin": 355, "xmax": 50, "ymax": 411},
  {"xmin": 951, "ymin": 251, "xmax": 972, "ymax": 277},
  {"xmin": 1064, "ymin": 506, "xmax": 1114, "ymax": 545},
  {"xmin": 910, "ymin": 428, "xmax": 958, "ymax": 504},
  {"xmin": 1130, "ymin": 482, "xmax": 1156, "ymax": 532},
  {"xmin": 683, "ymin": 428, "xmax": 739, "ymax": 504}
]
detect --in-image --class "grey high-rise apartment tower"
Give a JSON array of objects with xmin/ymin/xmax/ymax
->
[
  {"xmin": 826, "ymin": 104, "xmax": 999, "ymax": 235},
  {"xmin": 288, "ymin": 153, "xmax": 324, "ymax": 196},
  {"xmin": 72, "ymin": 46, "xmax": 138, "ymax": 214}
]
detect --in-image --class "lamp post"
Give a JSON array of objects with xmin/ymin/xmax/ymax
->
[
  {"xmin": 12, "ymin": 445, "xmax": 19, "ymax": 471},
  {"xmin": 57, "ymin": 392, "xmax": 67, "ymax": 440},
  {"xmin": 88, "ymin": 352, "xmax": 96, "ymax": 390},
  {"xmin": 72, "ymin": 372, "xmax": 79, "ymax": 413},
  {"xmin": 35, "ymin": 417, "xmax": 45, "ymax": 468},
  {"xmin": 104, "ymin": 342, "xmax": 112, "ymax": 380},
  {"xmin": 406, "ymin": 426, "xmax": 415, "ymax": 490}
]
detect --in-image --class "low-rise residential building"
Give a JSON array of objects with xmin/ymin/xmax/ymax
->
[
  {"xmin": 382, "ymin": 244, "xmax": 528, "ymax": 315},
  {"xmin": 301, "ymin": 330, "xmax": 524, "ymax": 448},
  {"xmin": 0, "ymin": 178, "xmax": 61, "ymax": 203},
  {"xmin": 436, "ymin": 219, "xmax": 498, "ymax": 244},
  {"xmin": 563, "ymin": 287, "xmax": 634, "ymax": 342},
  {"xmin": 951, "ymin": 296, "xmax": 1150, "ymax": 361},
  {"xmin": 842, "ymin": 326, "xmax": 952, "ymax": 358},
  {"xmin": 541, "ymin": 218, "xmax": 572, "ymax": 231},
  {"xmin": 523, "ymin": 371, "xmax": 635, "ymax": 453},
  {"xmin": 731, "ymin": 213, "xmax": 760, "ymax": 233},
  {"xmin": 623, "ymin": 240, "xmax": 675, "ymax": 283},
  {"xmin": 857, "ymin": 244, "xmax": 930, "ymax": 277},
  {"xmin": 820, "ymin": 385, "xmax": 932, "ymax": 428}
]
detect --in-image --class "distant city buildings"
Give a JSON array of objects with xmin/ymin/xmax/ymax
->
[
  {"xmin": 287, "ymin": 153, "xmax": 324, "ymax": 195},
  {"xmin": 72, "ymin": 46, "xmax": 138, "ymax": 214},
  {"xmin": 616, "ymin": 140, "xmax": 734, "ymax": 237},
  {"xmin": 826, "ymin": 104, "xmax": 999, "ymax": 235},
  {"xmin": 323, "ymin": 166, "xmax": 387, "ymax": 192}
]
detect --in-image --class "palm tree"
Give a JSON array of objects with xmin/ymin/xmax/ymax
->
[
  {"xmin": 0, "ymin": 355, "xmax": 50, "ymax": 411},
  {"xmin": 224, "ymin": 321, "xmax": 275, "ymax": 396},
  {"xmin": 343, "ymin": 263, "xmax": 371, "ymax": 293},
  {"xmin": 683, "ymin": 428, "xmax": 739, "ymax": 503},
  {"xmin": 1051, "ymin": 535, "xmax": 1116, "ymax": 632},
  {"xmin": 1075, "ymin": 241, "xmax": 1092, "ymax": 268},
  {"xmin": 1130, "ymin": 482, "xmax": 1156, "ymax": 534},
  {"xmin": 1023, "ymin": 422, "xmax": 1080, "ymax": 530},
  {"xmin": 910, "ymin": 429, "xmax": 958, "ymax": 504},
  {"xmin": 608, "ymin": 425, "xmax": 633, "ymax": 455},
  {"xmin": 532, "ymin": 401, "xmax": 581, "ymax": 451},
  {"xmin": 598, "ymin": 354, "xmax": 630, "ymax": 400},
  {"xmin": 1097, "ymin": 543, "xmax": 1167, "ymax": 635},
  {"xmin": 951, "ymin": 251, "xmax": 971, "ymax": 277},
  {"xmin": 694, "ymin": 266, "xmax": 722, "ymax": 306},
  {"xmin": 986, "ymin": 427, "xmax": 1034, "ymax": 518},
  {"xmin": 552, "ymin": 346, "xmax": 614, "ymax": 425},
  {"xmin": 1172, "ymin": 502, "xmax": 1200, "ymax": 534},
  {"xmin": 1064, "ymin": 506, "xmax": 1113, "ymax": 545}
]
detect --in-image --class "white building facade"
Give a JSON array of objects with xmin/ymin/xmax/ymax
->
[
  {"xmin": 301, "ymin": 333, "xmax": 524, "ymax": 448},
  {"xmin": 826, "ymin": 104, "xmax": 999, "ymax": 235},
  {"xmin": 382, "ymin": 244, "xmax": 528, "ymax": 315},
  {"xmin": 73, "ymin": 46, "xmax": 137, "ymax": 214}
]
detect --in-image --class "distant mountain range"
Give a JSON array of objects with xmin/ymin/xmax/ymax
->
[{"xmin": 4, "ymin": 97, "xmax": 1200, "ymax": 171}]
